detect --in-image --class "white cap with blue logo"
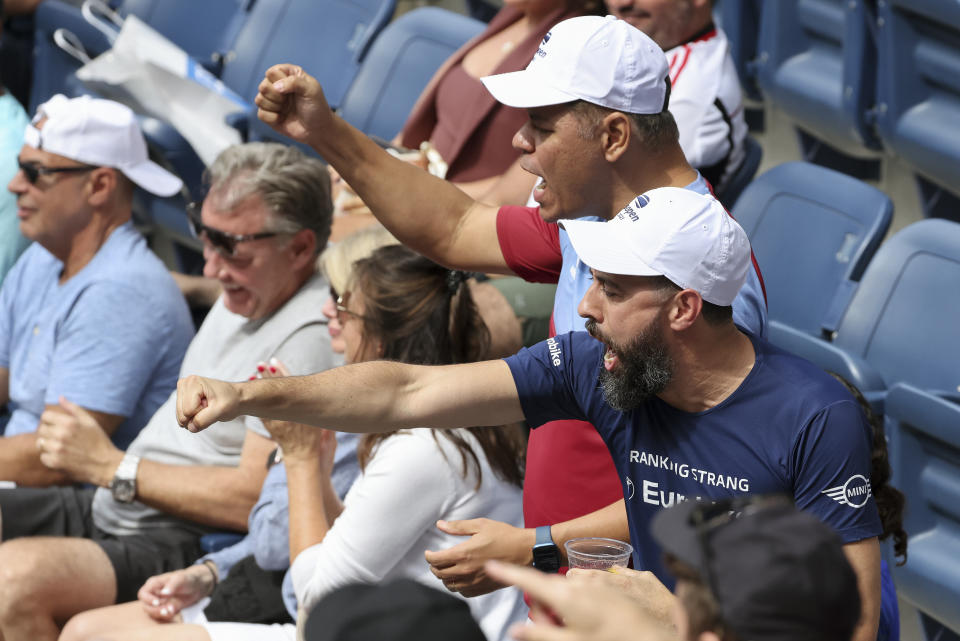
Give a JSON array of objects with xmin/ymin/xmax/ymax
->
[
  {"xmin": 480, "ymin": 15, "xmax": 670, "ymax": 114},
  {"xmin": 560, "ymin": 188, "xmax": 751, "ymax": 307}
]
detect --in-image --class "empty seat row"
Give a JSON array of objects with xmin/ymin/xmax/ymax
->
[{"xmin": 717, "ymin": 0, "xmax": 960, "ymax": 222}]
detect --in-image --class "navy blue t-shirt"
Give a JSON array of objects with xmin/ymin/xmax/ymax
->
[{"xmin": 505, "ymin": 330, "xmax": 882, "ymax": 585}]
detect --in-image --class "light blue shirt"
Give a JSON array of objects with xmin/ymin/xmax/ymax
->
[
  {"xmin": 203, "ymin": 433, "xmax": 360, "ymax": 619},
  {"xmin": 0, "ymin": 222, "xmax": 194, "ymax": 447},
  {"xmin": 0, "ymin": 92, "xmax": 30, "ymax": 288}
]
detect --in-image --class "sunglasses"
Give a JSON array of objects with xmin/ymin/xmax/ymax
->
[
  {"xmin": 335, "ymin": 292, "xmax": 368, "ymax": 324},
  {"xmin": 18, "ymin": 160, "xmax": 96, "ymax": 185},
  {"xmin": 688, "ymin": 494, "xmax": 793, "ymax": 601},
  {"xmin": 186, "ymin": 202, "xmax": 281, "ymax": 257}
]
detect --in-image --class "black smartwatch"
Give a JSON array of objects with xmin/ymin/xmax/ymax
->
[{"xmin": 532, "ymin": 525, "xmax": 561, "ymax": 573}]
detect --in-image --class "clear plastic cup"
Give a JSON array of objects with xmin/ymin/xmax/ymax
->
[{"xmin": 564, "ymin": 537, "xmax": 633, "ymax": 570}]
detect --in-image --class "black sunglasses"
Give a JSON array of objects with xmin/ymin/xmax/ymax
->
[
  {"xmin": 18, "ymin": 160, "xmax": 96, "ymax": 185},
  {"xmin": 688, "ymin": 494, "xmax": 793, "ymax": 601},
  {"xmin": 186, "ymin": 202, "xmax": 281, "ymax": 257}
]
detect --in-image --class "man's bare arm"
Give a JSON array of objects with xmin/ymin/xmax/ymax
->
[
  {"xmin": 844, "ymin": 537, "xmax": 882, "ymax": 641},
  {"xmin": 255, "ymin": 64, "xmax": 511, "ymax": 274},
  {"xmin": 132, "ymin": 429, "xmax": 274, "ymax": 532},
  {"xmin": 425, "ymin": 499, "xmax": 629, "ymax": 596},
  {"xmin": 2, "ymin": 406, "xmax": 123, "ymax": 487},
  {"xmin": 178, "ymin": 360, "xmax": 524, "ymax": 436}
]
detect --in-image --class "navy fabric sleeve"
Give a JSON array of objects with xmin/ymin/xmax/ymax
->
[
  {"xmin": 790, "ymin": 399, "xmax": 883, "ymax": 543},
  {"xmin": 504, "ymin": 331, "xmax": 607, "ymax": 427}
]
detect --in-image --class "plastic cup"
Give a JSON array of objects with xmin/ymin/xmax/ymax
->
[{"xmin": 564, "ymin": 537, "xmax": 633, "ymax": 570}]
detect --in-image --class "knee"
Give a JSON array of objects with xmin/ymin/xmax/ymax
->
[
  {"xmin": 0, "ymin": 541, "xmax": 45, "ymax": 612},
  {"xmin": 60, "ymin": 611, "xmax": 97, "ymax": 641}
]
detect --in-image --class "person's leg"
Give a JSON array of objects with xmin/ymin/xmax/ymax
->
[
  {"xmin": 0, "ymin": 536, "xmax": 116, "ymax": 641},
  {"xmin": 66, "ymin": 622, "xmax": 211, "ymax": 641},
  {"xmin": 60, "ymin": 602, "xmax": 166, "ymax": 641}
]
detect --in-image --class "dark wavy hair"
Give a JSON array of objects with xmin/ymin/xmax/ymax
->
[
  {"xmin": 349, "ymin": 244, "xmax": 524, "ymax": 489},
  {"xmin": 829, "ymin": 373, "xmax": 908, "ymax": 564}
]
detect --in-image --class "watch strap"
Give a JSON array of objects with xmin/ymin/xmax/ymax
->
[
  {"xmin": 535, "ymin": 525, "xmax": 555, "ymax": 547},
  {"xmin": 115, "ymin": 453, "xmax": 141, "ymax": 482}
]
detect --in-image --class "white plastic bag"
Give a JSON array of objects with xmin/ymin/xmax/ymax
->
[{"xmin": 76, "ymin": 15, "xmax": 249, "ymax": 166}]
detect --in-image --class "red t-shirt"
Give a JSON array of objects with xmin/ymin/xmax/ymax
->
[{"xmin": 496, "ymin": 206, "xmax": 625, "ymax": 527}]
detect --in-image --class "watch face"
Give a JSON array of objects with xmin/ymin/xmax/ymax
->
[
  {"xmin": 111, "ymin": 479, "xmax": 136, "ymax": 503},
  {"xmin": 532, "ymin": 545, "xmax": 561, "ymax": 573}
]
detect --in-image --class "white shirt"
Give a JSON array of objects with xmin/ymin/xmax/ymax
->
[
  {"xmin": 291, "ymin": 428, "xmax": 528, "ymax": 641},
  {"xmin": 666, "ymin": 26, "xmax": 748, "ymax": 193}
]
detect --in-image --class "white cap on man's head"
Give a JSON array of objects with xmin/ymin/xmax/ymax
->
[
  {"xmin": 480, "ymin": 15, "xmax": 670, "ymax": 113},
  {"xmin": 561, "ymin": 188, "xmax": 751, "ymax": 306},
  {"xmin": 23, "ymin": 94, "xmax": 182, "ymax": 197}
]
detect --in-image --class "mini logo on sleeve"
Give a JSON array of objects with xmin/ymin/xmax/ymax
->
[
  {"xmin": 546, "ymin": 336, "xmax": 562, "ymax": 366},
  {"xmin": 822, "ymin": 474, "xmax": 873, "ymax": 509}
]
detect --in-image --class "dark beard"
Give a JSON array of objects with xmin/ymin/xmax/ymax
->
[{"xmin": 585, "ymin": 317, "xmax": 674, "ymax": 411}]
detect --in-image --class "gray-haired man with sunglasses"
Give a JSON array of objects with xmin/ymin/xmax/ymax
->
[
  {"xmin": 0, "ymin": 93, "xmax": 193, "ymax": 487},
  {"xmin": 0, "ymin": 140, "xmax": 346, "ymax": 641}
]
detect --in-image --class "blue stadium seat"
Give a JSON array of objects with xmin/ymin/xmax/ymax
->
[
  {"xmin": 222, "ymin": 0, "xmax": 397, "ymax": 113},
  {"xmin": 118, "ymin": 0, "xmax": 251, "ymax": 73},
  {"xmin": 715, "ymin": 134, "xmax": 761, "ymax": 210},
  {"xmin": 337, "ymin": 7, "xmax": 485, "ymax": 142},
  {"xmin": 714, "ymin": 0, "xmax": 764, "ymax": 102},
  {"xmin": 731, "ymin": 161, "xmax": 891, "ymax": 338},
  {"xmin": 754, "ymin": 0, "xmax": 882, "ymax": 174},
  {"xmin": 875, "ymin": 0, "xmax": 960, "ymax": 221},
  {"xmin": 30, "ymin": 0, "xmax": 253, "ymax": 113},
  {"xmin": 886, "ymin": 383, "xmax": 960, "ymax": 639},
  {"xmin": 768, "ymin": 218, "xmax": 960, "ymax": 404},
  {"xmin": 30, "ymin": 0, "xmax": 111, "ymax": 113}
]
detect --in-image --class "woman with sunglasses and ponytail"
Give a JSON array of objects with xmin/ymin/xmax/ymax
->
[{"xmin": 63, "ymin": 243, "xmax": 528, "ymax": 641}]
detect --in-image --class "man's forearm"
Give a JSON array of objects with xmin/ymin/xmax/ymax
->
[
  {"xmin": 236, "ymin": 360, "xmax": 523, "ymax": 434},
  {"xmin": 133, "ymin": 459, "xmax": 265, "ymax": 532},
  {"xmin": 0, "ymin": 434, "xmax": 70, "ymax": 486},
  {"xmin": 551, "ymin": 499, "xmax": 631, "ymax": 563},
  {"xmin": 306, "ymin": 116, "xmax": 486, "ymax": 270}
]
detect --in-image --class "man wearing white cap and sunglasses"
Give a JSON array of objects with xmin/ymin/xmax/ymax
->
[
  {"xmin": 177, "ymin": 188, "xmax": 882, "ymax": 641},
  {"xmin": 0, "ymin": 94, "xmax": 193, "ymax": 486},
  {"xmin": 254, "ymin": 11, "xmax": 767, "ymax": 609}
]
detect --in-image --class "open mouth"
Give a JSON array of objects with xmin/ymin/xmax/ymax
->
[
  {"xmin": 603, "ymin": 346, "xmax": 620, "ymax": 372},
  {"xmin": 532, "ymin": 178, "xmax": 547, "ymax": 204}
]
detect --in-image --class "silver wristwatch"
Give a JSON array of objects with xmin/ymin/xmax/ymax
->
[{"xmin": 109, "ymin": 453, "xmax": 141, "ymax": 503}]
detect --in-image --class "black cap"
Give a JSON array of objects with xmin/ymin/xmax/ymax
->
[
  {"xmin": 651, "ymin": 497, "xmax": 861, "ymax": 641},
  {"xmin": 302, "ymin": 579, "xmax": 487, "ymax": 641}
]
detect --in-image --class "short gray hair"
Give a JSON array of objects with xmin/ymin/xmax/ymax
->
[
  {"xmin": 570, "ymin": 100, "xmax": 679, "ymax": 152},
  {"xmin": 204, "ymin": 142, "xmax": 332, "ymax": 252}
]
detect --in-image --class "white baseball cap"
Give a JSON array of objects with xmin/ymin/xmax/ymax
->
[
  {"xmin": 23, "ymin": 94, "xmax": 183, "ymax": 197},
  {"xmin": 480, "ymin": 15, "xmax": 670, "ymax": 113},
  {"xmin": 560, "ymin": 188, "xmax": 751, "ymax": 306}
]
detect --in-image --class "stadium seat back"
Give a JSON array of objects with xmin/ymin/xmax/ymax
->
[
  {"xmin": 118, "ymin": 0, "xmax": 251, "ymax": 68},
  {"xmin": 731, "ymin": 161, "xmax": 892, "ymax": 337},
  {"xmin": 715, "ymin": 0, "xmax": 764, "ymax": 101},
  {"xmin": 876, "ymin": 0, "xmax": 960, "ymax": 220},
  {"xmin": 886, "ymin": 383, "xmax": 960, "ymax": 637},
  {"xmin": 221, "ymin": 0, "xmax": 397, "ymax": 110},
  {"xmin": 834, "ymin": 219, "xmax": 960, "ymax": 392},
  {"xmin": 755, "ymin": 0, "xmax": 881, "ymax": 155},
  {"xmin": 338, "ymin": 7, "xmax": 485, "ymax": 141}
]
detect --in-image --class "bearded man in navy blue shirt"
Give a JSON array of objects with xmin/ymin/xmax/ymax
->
[{"xmin": 177, "ymin": 187, "xmax": 883, "ymax": 641}]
